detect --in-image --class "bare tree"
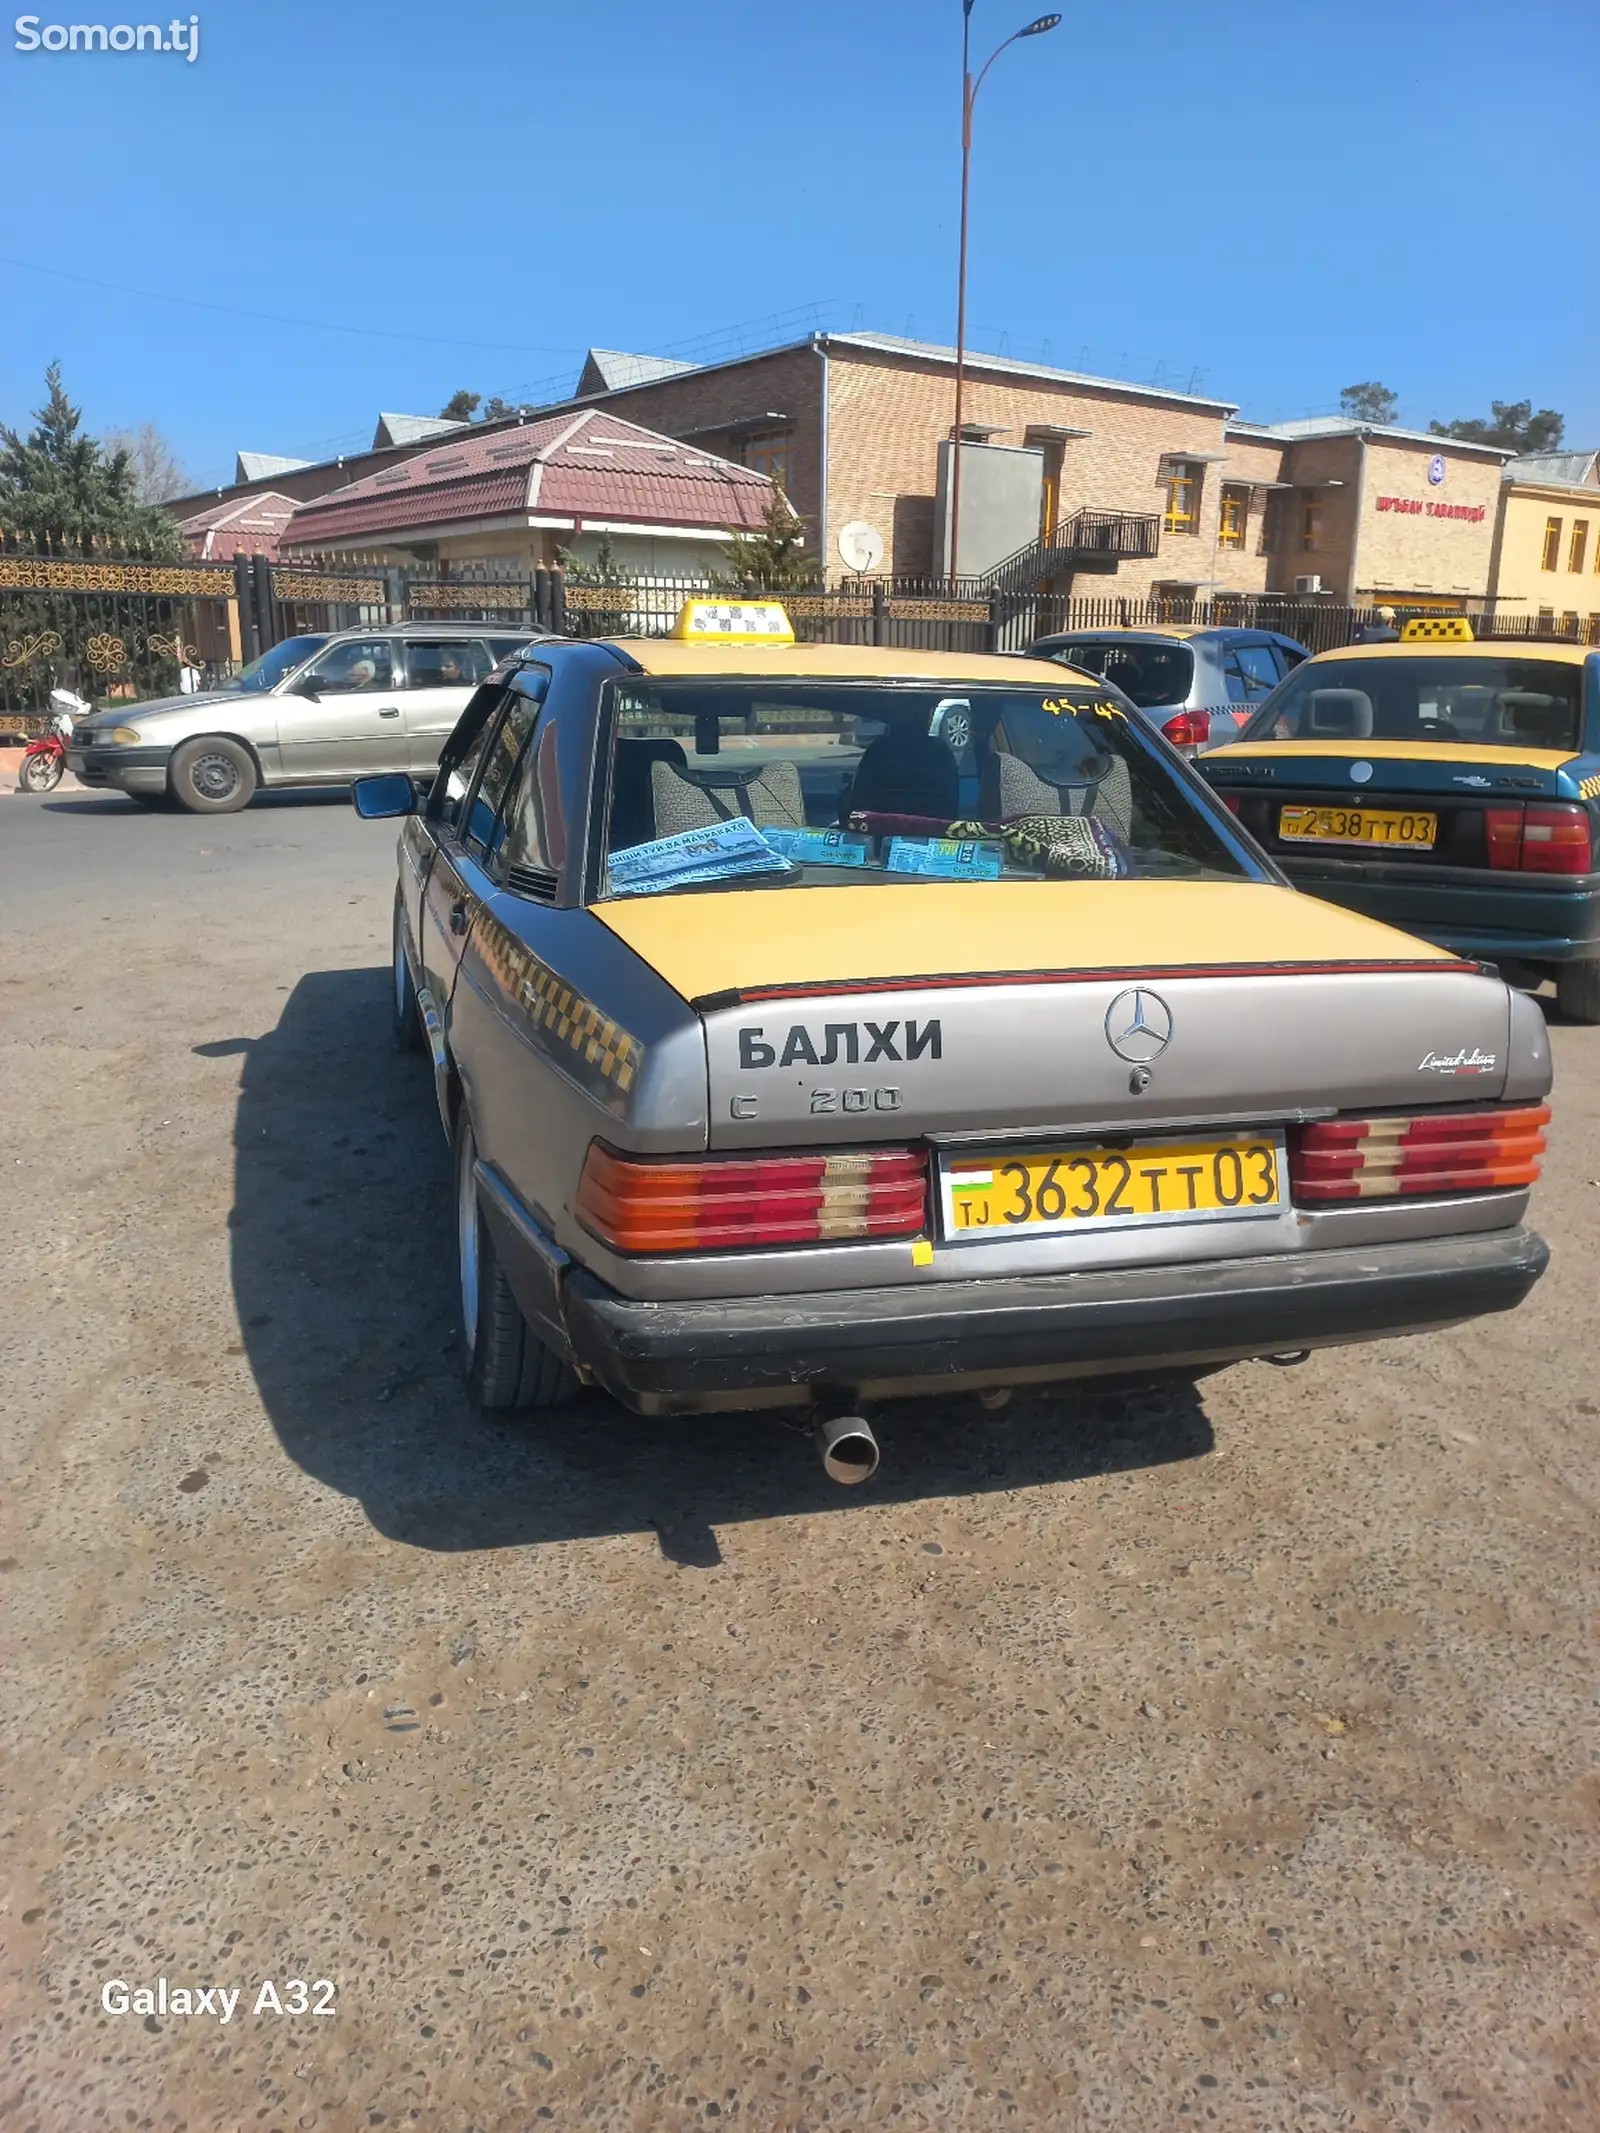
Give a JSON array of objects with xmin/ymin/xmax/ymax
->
[{"xmin": 102, "ymin": 421, "xmax": 192, "ymax": 505}]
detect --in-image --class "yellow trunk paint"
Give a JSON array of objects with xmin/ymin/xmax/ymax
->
[
  {"xmin": 594, "ymin": 879, "xmax": 1453, "ymax": 1002},
  {"xmin": 1206, "ymin": 739, "xmax": 1579, "ymax": 773}
]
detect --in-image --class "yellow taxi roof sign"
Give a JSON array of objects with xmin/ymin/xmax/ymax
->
[
  {"xmin": 1400, "ymin": 615, "xmax": 1475, "ymax": 642},
  {"xmin": 671, "ymin": 598, "xmax": 795, "ymax": 645}
]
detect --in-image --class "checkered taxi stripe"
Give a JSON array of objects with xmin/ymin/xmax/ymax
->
[
  {"xmin": 520, "ymin": 962, "xmax": 640, "ymax": 1091},
  {"xmin": 1577, "ymin": 771, "xmax": 1600, "ymax": 801},
  {"xmin": 475, "ymin": 914, "xmax": 642, "ymax": 1097}
]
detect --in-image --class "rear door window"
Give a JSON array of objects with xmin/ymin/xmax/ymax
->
[
  {"xmin": 1225, "ymin": 643, "xmax": 1283, "ymax": 703},
  {"xmin": 403, "ymin": 639, "xmax": 494, "ymax": 689}
]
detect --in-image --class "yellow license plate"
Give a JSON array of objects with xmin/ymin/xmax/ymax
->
[
  {"xmin": 939, "ymin": 1135, "xmax": 1284, "ymax": 1240},
  {"xmin": 1279, "ymin": 804, "xmax": 1437, "ymax": 848}
]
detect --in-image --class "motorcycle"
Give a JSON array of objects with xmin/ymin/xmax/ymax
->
[{"xmin": 17, "ymin": 689, "xmax": 88, "ymax": 793}]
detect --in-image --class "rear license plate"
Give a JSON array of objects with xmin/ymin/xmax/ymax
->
[
  {"xmin": 1279, "ymin": 804, "xmax": 1437, "ymax": 849},
  {"xmin": 938, "ymin": 1134, "xmax": 1285, "ymax": 1241}
]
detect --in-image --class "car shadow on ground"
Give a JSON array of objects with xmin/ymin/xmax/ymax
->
[{"xmin": 229, "ymin": 968, "xmax": 1216, "ymax": 1563}]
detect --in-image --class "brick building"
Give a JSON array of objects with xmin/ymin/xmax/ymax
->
[
  {"xmin": 1226, "ymin": 418, "xmax": 1511, "ymax": 608},
  {"xmin": 538, "ymin": 334, "xmax": 1513, "ymax": 608}
]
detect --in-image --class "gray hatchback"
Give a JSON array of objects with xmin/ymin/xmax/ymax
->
[{"xmin": 1030, "ymin": 626, "xmax": 1310, "ymax": 753}]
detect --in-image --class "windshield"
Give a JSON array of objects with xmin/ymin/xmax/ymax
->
[
  {"xmin": 230, "ymin": 635, "xmax": 327, "ymax": 693},
  {"xmin": 1241, "ymin": 655, "xmax": 1586, "ymax": 752},
  {"xmin": 1043, "ymin": 640, "xmax": 1194, "ymax": 710},
  {"xmin": 597, "ymin": 680, "xmax": 1251, "ymax": 900}
]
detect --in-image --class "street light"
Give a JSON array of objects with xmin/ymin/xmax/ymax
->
[{"xmin": 948, "ymin": 4, "xmax": 1061, "ymax": 582}]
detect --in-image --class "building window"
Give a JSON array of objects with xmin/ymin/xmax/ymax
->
[
  {"xmin": 1163, "ymin": 462, "xmax": 1198, "ymax": 535},
  {"xmin": 742, "ymin": 428, "xmax": 793, "ymax": 489},
  {"xmin": 1541, "ymin": 517, "xmax": 1562, "ymax": 570},
  {"xmin": 1301, "ymin": 495, "xmax": 1321, "ymax": 550},
  {"xmin": 1217, "ymin": 485, "xmax": 1248, "ymax": 550},
  {"xmin": 1571, "ymin": 520, "xmax": 1590, "ymax": 573}
]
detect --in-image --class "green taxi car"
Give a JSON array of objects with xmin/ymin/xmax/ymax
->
[{"xmin": 1201, "ymin": 624, "xmax": 1600, "ymax": 1020}]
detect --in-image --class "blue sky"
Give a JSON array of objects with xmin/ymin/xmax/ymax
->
[{"xmin": 2, "ymin": 0, "xmax": 1594, "ymax": 493}]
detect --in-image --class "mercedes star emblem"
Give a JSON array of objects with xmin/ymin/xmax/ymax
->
[{"xmin": 1105, "ymin": 987, "xmax": 1173, "ymax": 1064}]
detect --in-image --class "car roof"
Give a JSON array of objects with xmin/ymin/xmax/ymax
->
[
  {"xmin": 1033, "ymin": 626, "xmax": 1295, "ymax": 647},
  {"xmin": 1301, "ymin": 639, "xmax": 1592, "ymax": 667},
  {"xmin": 597, "ymin": 640, "xmax": 1075, "ymax": 684},
  {"xmin": 320, "ymin": 620, "xmax": 548, "ymax": 641}
]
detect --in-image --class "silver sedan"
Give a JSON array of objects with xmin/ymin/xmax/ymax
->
[{"xmin": 67, "ymin": 623, "xmax": 545, "ymax": 812}]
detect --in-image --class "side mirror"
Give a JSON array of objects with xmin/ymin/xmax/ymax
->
[
  {"xmin": 352, "ymin": 773, "xmax": 417, "ymax": 820},
  {"xmin": 294, "ymin": 674, "xmax": 323, "ymax": 698}
]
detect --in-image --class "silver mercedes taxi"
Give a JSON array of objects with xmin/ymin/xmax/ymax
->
[
  {"xmin": 354, "ymin": 600, "xmax": 1551, "ymax": 1483},
  {"xmin": 67, "ymin": 622, "xmax": 545, "ymax": 812}
]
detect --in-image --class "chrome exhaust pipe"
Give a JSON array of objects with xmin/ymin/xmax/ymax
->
[{"xmin": 814, "ymin": 1404, "xmax": 880, "ymax": 1486}]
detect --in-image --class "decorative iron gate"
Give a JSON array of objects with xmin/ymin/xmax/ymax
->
[{"xmin": 0, "ymin": 553, "xmax": 236, "ymax": 725}]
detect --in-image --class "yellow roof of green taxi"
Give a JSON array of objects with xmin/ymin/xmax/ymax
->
[
  {"xmin": 604, "ymin": 640, "xmax": 1074, "ymax": 683},
  {"xmin": 1295, "ymin": 639, "xmax": 1592, "ymax": 667}
]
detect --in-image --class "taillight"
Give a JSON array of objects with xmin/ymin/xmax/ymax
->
[
  {"xmin": 1291, "ymin": 1104, "xmax": 1550, "ymax": 1202},
  {"xmin": 1484, "ymin": 802, "xmax": 1592, "ymax": 875},
  {"xmin": 576, "ymin": 1143, "xmax": 929, "ymax": 1254},
  {"xmin": 1162, "ymin": 709, "xmax": 1211, "ymax": 748},
  {"xmin": 1219, "ymin": 791, "xmax": 1243, "ymax": 814}
]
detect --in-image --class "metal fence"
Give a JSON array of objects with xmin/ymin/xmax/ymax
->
[{"xmin": 0, "ymin": 552, "xmax": 237, "ymax": 724}]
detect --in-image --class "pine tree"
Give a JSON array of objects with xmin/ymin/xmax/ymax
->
[
  {"xmin": 1339, "ymin": 382, "xmax": 1398, "ymax": 425},
  {"xmin": 1429, "ymin": 399, "xmax": 1565, "ymax": 455},
  {"xmin": 0, "ymin": 364, "xmax": 182, "ymax": 557},
  {"xmin": 714, "ymin": 486, "xmax": 819, "ymax": 592}
]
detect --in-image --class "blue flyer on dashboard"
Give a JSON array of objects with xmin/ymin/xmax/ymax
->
[
  {"xmin": 885, "ymin": 837, "xmax": 1004, "ymax": 880},
  {"xmin": 760, "ymin": 827, "xmax": 870, "ymax": 867},
  {"xmin": 605, "ymin": 817, "xmax": 797, "ymax": 896}
]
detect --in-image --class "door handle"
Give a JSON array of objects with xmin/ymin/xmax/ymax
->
[
  {"xmin": 378, "ymin": 706, "xmax": 400, "ymax": 718},
  {"xmin": 449, "ymin": 900, "xmax": 469, "ymax": 936}
]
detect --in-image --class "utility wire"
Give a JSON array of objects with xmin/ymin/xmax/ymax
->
[{"xmin": 0, "ymin": 252, "xmax": 583, "ymax": 356}]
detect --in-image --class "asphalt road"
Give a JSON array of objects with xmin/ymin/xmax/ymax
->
[{"xmin": 2, "ymin": 786, "xmax": 1597, "ymax": 2133}]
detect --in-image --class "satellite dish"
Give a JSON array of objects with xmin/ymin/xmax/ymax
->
[{"xmin": 837, "ymin": 520, "xmax": 885, "ymax": 574}]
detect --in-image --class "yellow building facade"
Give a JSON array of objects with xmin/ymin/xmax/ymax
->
[{"xmin": 1487, "ymin": 452, "xmax": 1600, "ymax": 630}]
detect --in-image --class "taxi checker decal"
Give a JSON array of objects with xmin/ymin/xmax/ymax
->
[
  {"xmin": 476, "ymin": 914, "xmax": 641, "ymax": 1097},
  {"xmin": 1580, "ymin": 772, "xmax": 1600, "ymax": 801}
]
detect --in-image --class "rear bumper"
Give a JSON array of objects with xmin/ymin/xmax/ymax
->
[
  {"xmin": 561, "ymin": 1224, "xmax": 1549, "ymax": 1411},
  {"xmin": 1273, "ymin": 860, "xmax": 1600, "ymax": 965}
]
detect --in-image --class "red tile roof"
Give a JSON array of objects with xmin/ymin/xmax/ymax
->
[
  {"xmin": 177, "ymin": 489, "xmax": 299, "ymax": 562},
  {"xmin": 282, "ymin": 408, "xmax": 772, "ymax": 550}
]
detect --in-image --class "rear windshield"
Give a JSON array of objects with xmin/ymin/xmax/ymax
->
[
  {"xmin": 597, "ymin": 680, "xmax": 1251, "ymax": 899},
  {"xmin": 1241, "ymin": 655, "xmax": 1585, "ymax": 752},
  {"xmin": 1043, "ymin": 640, "xmax": 1194, "ymax": 709}
]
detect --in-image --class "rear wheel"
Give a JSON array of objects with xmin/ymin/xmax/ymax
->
[
  {"xmin": 392, "ymin": 894, "xmax": 423, "ymax": 1052},
  {"xmin": 1556, "ymin": 958, "xmax": 1600, "ymax": 1024},
  {"xmin": 170, "ymin": 736, "xmax": 256, "ymax": 814},
  {"xmin": 455, "ymin": 1113, "xmax": 577, "ymax": 1412}
]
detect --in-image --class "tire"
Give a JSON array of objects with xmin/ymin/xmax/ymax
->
[
  {"xmin": 19, "ymin": 752, "xmax": 62, "ymax": 792},
  {"xmin": 392, "ymin": 893, "xmax": 424, "ymax": 1052},
  {"xmin": 1555, "ymin": 958, "xmax": 1600, "ymax": 1025},
  {"xmin": 169, "ymin": 736, "xmax": 257, "ymax": 814},
  {"xmin": 455, "ymin": 1113, "xmax": 577, "ymax": 1412}
]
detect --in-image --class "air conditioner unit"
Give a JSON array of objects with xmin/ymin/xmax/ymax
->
[{"xmin": 1294, "ymin": 574, "xmax": 1324, "ymax": 594}]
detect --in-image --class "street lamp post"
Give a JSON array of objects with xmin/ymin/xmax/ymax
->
[{"xmin": 949, "ymin": 4, "xmax": 1060, "ymax": 583}]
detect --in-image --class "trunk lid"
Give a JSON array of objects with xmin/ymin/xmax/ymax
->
[
  {"xmin": 596, "ymin": 882, "xmax": 1510, "ymax": 1151},
  {"xmin": 1204, "ymin": 740, "xmax": 1581, "ymax": 872}
]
